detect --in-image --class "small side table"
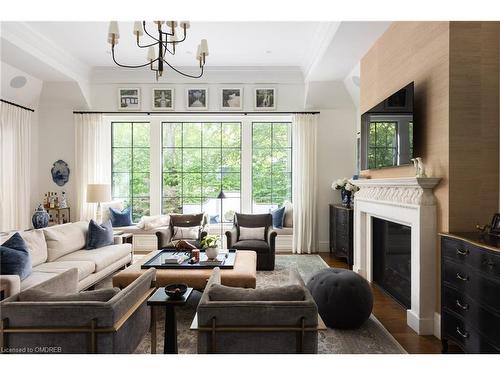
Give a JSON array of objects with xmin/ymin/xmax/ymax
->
[
  {"xmin": 113, "ymin": 232, "xmax": 133, "ymax": 245},
  {"xmin": 147, "ymin": 287, "xmax": 193, "ymax": 354}
]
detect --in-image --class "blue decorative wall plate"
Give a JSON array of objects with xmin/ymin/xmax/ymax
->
[{"xmin": 51, "ymin": 160, "xmax": 70, "ymax": 186}]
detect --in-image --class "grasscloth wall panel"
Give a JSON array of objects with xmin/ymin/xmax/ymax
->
[{"xmin": 449, "ymin": 22, "xmax": 499, "ymax": 232}]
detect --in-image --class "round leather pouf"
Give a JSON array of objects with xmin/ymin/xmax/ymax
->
[{"xmin": 307, "ymin": 268, "xmax": 373, "ymax": 329}]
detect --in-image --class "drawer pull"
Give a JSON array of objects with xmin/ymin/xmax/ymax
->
[
  {"xmin": 456, "ymin": 248, "xmax": 469, "ymax": 256},
  {"xmin": 456, "ymin": 273, "xmax": 469, "ymax": 281},
  {"xmin": 456, "ymin": 326, "xmax": 469, "ymax": 339},
  {"xmin": 456, "ymin": 300, "xmax": 469, "ymax": 310}
]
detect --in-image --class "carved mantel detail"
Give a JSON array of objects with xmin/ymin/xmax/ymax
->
[{"xmin": 351, "ymin": 177, "xmax": 441, "ymax": 206}]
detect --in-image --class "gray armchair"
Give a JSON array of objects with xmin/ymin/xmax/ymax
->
[
  {"xmin": 225, "ymin": 213, "xmax": 276, "ymax": 270},
  {"xmin": 156, "ymin": 213, "xmax": 208, "ymax": 249},
  {"xmin": 0, "ymin": 268, "xmax": 156, "ymax": 354},
  {"xmin": 196, "ymin": 267, "xmax": 318, "ymax": 353}
]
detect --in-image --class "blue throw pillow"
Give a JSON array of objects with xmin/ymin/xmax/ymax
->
[
  {"xmin": 0, "ymin": 232, "xmax": 32, "ymax": 280},
  {"xmin": 86, "ymin": 220, "xmax": 114, "ymax": 249},
  {"xmin": 109, "ymin": 207, "xmax": 132, "ymax": 227},
  {"xmin": 271, "ymin": 206, "xmax": 286, "ymax": 229}
]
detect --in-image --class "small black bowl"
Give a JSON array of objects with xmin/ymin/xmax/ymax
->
[{"xmin": 164, "ymin": 283, "xmax": 188, "ymax": 299}]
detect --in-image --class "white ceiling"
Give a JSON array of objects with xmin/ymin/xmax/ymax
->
[{"xmin": 25, "ymin": 21, "xmax": 327, "ymax": 70}]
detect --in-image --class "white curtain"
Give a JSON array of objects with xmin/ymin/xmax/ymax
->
[
  {"xmin": 74, "ymin": 113, "xmax": 111, "ymax": 221},
  {"xmin": 292, "ymin": 114, "xmax": 318, "ymax": 254},
  {"xmin": 0, "ymin": 102, "xmax": 32, "ymax": 232}
]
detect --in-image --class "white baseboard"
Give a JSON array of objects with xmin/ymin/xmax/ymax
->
[{"xmin": 318, "ymin": 240, "xmax": 330, "ymax": 252}]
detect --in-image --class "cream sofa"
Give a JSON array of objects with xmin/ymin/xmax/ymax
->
[{"xmin": 0, "ymin": 221, "xmax": 132, "ymax": 299}]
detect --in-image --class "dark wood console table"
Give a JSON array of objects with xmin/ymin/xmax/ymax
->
[{"xmin": 329, "ymin": 204, "xmax": 353, "ymax": 267}]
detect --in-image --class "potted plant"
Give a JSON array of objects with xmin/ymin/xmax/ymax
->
[
  {"xmin": 200, "ymin": 234, "xmax": 220, "ymax": 260},
  {"xmin": 331, "ymin": 178, "xmax": 359, "ymax": 208}
]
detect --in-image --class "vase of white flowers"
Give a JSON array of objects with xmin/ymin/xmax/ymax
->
[{"xmin": 331, "ymin": 178, "xmax": 359, "ymax": 208}]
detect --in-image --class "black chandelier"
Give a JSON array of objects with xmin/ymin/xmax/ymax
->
[{"xmin": 107, "ymin": 21, "xmax": 208, "ymax": 80}]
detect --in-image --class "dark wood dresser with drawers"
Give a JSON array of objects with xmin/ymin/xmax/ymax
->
[
  {"xmin": 329, "ymin": 204, "xmax": 353, "ymax": 267},
  {"xmin": 440, "ymin": 232, "xmax": 500, "ymax": 353}
]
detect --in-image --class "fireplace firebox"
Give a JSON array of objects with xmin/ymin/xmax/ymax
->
[{"xmin": 372, "ymin": 217, "xmax": 411, "ymax": 309}]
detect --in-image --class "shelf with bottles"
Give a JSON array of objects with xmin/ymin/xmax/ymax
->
[{"xmin": 47, "ymin": 207, "xmax": 71, "ymax": 226}]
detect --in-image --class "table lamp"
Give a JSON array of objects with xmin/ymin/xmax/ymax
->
[{"xmin": 87, "ymin": 184, "xmax": 111, "ymax": 223}]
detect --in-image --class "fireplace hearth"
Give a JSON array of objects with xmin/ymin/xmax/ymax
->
[{"xmin": 372, "ymin": 217, "xmax": 411, "ymax": 309}]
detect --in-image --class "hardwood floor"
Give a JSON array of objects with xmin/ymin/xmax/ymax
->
[{"xmin": 318, "ymin": 253, "xmax": 444, "ymax": 354}]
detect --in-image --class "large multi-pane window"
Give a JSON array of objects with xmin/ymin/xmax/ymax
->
[
  {"xmin": 367, "ymin": 121, "xmax": 398, "ymax": 169},
  {"xmin": 111, "ymin": 122, "xmax": 150, "ymax": 221},
  {"xmin": 162, "ymin": 122, "xmax": 241, "ymax": 222},
  {"xmin": 252, "ymin": 122, "xmax": 292, "ymax": 213}
]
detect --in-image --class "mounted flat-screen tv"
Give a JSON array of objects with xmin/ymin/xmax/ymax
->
[{"xmin": 360, "ymin": 82, "xmax": 414, "ymax": 170}]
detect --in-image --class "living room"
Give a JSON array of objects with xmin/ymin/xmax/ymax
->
[{"xmin": 1, "ymin": 0, "xmax": 499, "ymax": 373}]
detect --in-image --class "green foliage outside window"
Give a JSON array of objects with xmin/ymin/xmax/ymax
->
[
  {"xmin": 112, "ymin": 122, "xmax": 150, "ymax": 221},
  {"xmin": 252, "ymin": 122, "xmax": 292, "ymax": 209},
  {"xmin": 162, "ymin": 122, "xmax": 241, "ymax": 220},
  {"xmin": 367, "ymin": 121, "xmax": 397, "ymax": 169}
]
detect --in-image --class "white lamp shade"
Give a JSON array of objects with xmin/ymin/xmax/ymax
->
[
  {"xmin": 147, "ymin": 46, "xmax": 156, "ymax": 61},
  {"xmin": 108, "ymin": 21, "xmax": 120, "ymax": 38},
  {"xmin": 154, "ymin": 21, "xmax": 164, "ymax": 25},
  {"xmin": 166, "ymin": 21, "xmax": 178, "ymax": 28},
  {"xmin": 86, "ymin": 184, "xmax": 111, "ymax": 203},
  {"xmin": 200, "ymin": 39, "xmax": 209, "ymax": 56},
  {"xmin": 133, "ymin": 21, "xmax": 144, "ymax": 36},
  {"xmin": 180, "ymin": 21, "xmax": 190, "ymax": 29}
]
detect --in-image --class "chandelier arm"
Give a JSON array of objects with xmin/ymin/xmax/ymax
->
[
  {"xmin": 112, "ymin": 48, "xmax": 158, "ymax": 69},
  {"xmin": 137, "ymin": 39, "xmax": 157, "ymax": 48},
  {"xmin": 161, "ymin": 58, "xmax": 204, "ymax": 78},
  {"xmin": 142, "ymin": 21, "xmax": 161, "ymax": 43}
]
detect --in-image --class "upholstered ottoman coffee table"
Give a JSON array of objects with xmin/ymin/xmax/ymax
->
[{"xmin": 112, "ymin": 250, "xmax": 257, "ymax": 290}]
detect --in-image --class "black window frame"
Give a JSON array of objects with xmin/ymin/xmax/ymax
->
[
  {"xmin": 161, "ymin": 121, "xmax": 242, "ymax": 222},
  {"xmin": 251, "ymin": 121, "xmax": 293, "ymax": 211},
  {"xmin": 111, "ymin": 121, "xmax": 151, "ymax": 222}
]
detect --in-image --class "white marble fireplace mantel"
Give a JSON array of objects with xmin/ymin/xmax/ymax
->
[{"xmin": 351, "ymin": 176, "xmax": 441, "ymax": 337}]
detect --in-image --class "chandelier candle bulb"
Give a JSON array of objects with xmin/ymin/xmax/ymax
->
[
  {"xmin": 200, "ymin": 39, "xmax": 209, "ymax": 56},
  {"xmin": 133, "ymin": 21, "xmax": 143, "ymax": 37},
  {"xmin": 108, "ymin": 21, "xmax": 120, "ymax": 38},
  {"xmin": 147, "ymin": 46, "xmax": 156, "ymax": 61}
]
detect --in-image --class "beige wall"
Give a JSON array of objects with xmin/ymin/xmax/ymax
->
[{"xmin": 449, "ymin": 22, "xmax": 499, "ymax": 231}]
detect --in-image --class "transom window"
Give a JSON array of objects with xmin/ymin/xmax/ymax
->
[
  {"xmin": 111, "ymin": 122, "xmax": 150, "ymax": 221},
  {"xmin": 252, "ymin": 122, "xmax": 292, "ymax": 213},
  {"xmin": 162, "ymin": 122, "xmax": 241, "ymax": 223}
]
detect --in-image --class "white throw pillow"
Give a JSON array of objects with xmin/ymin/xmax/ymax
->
[
  {"xmin": 239, "ymin": 226, "xmax": 266, "ymax": 241},
  {"xmin": 138, "ymin": 215, "xmax": 170, "ymax": 231},
  {"xmin": 172, "ymin": 226, "xmax": 200, "ymax": 240}
]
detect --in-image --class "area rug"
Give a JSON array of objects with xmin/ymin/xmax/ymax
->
[{"xmin": 104, "ymin": 255, "xmax": 406, "ymax": 354}]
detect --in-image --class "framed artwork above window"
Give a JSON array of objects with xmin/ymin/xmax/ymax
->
[
  {"xmin": 254, "ymin": 88, "xmax": 276, "ymax": 111},
  {"xmin": 118, "ymin": 88, "xmax": 141, "ymax": 111},
  {"xmin": 186, "ymin": 88, "xmax": 208, "ymax": 110},
  {"xmin": 152, "ymin": 88, "xmax": 174, "ymax": 111},
  {"xmin": 221, "ymin": 88, "xmax": 243, "ymax": 110}
]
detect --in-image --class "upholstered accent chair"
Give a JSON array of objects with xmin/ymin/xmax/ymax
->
[
  {"xmin": 0, "ymin": 268, "xmax": 156, "ymax": 354},
  {"xmin": 225, "ymin": 213, "xmax": 276, "ymax": 270},
  {"xmin": 155, "ymin": 213, "xmax": 208, "ymax": 249},
  {"xmin": 196, "ymin": 267, "xmax": 319, "ymax": 353}
]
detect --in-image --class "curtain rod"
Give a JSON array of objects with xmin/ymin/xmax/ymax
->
[
  {"xmin": 73, "ymin": 111, "xmax": 320, "ymax": 115},
  {"xmin": 1, "ymin": 99, "xmax": 35, "ymax": 113}
]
